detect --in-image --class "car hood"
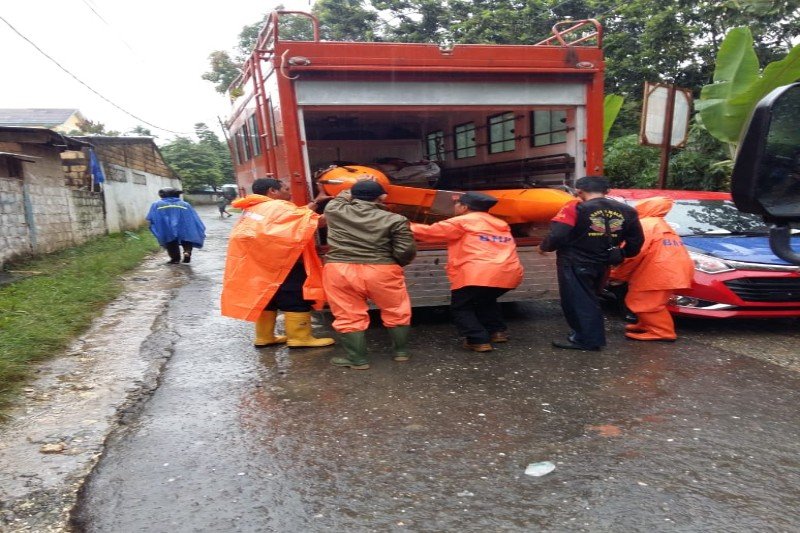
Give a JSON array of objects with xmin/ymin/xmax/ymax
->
[{"xmin": 681, "ymin": 235, "xmax": 796, "ymax": 265}]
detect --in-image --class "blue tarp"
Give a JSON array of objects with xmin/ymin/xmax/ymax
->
[
  {"xmin": 146, "ymin": 197, "xmax": 206, "ymax": 248},
  {"xmin": 88, "ymin": 148, "xmax": 105, "ymax": 185}
]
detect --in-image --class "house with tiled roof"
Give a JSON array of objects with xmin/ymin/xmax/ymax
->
[{"xmin": 0, "ymin": 108, "xmax": 86, "ymax": 133}]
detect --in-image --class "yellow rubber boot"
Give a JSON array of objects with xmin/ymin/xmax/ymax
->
[
  {"xmin": 254, "ymin": 310, "xmax": 287, "ymax": 347},
  {"xmin": 284, "ymin": 312, "xmax": 335, "ymax": 348}
]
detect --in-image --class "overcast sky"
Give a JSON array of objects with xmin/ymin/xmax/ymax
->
[{"xmin": 0, "ymin": 0, "xmax": 314, "ymax": 142}]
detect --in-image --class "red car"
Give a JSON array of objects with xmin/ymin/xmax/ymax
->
[{"xmin": 609, "ymin": 189, "xmax": 800, "ymax": 318}]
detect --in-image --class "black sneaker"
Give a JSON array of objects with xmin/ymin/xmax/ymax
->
[{"xmin": 182, "ymin": 253, "xmax": 191, "ymax": 264}]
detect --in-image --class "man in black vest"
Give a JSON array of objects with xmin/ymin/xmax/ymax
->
[{"xmin": 539, "ymin": 176, "xmax": 644, "ymax": 351}]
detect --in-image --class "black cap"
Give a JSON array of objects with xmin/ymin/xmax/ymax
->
[
  {"xmin": 574, "ymin": 176, "xmax": 609, "ymax": 193},
  {"xmin": 458, "ymin": 191, "xmax": 498, "ymax": 212},
  {"xmin": 158, "ymin": 187, "xmax": 182, "ymax": 198},
  {"xmin": 351, "ymin": 180, "xmax": 386, "ymax": 201}
]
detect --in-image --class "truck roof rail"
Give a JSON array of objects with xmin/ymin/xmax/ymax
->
[
  {"xmin": 227, "ymin": 13, "xmax": 602, "ymax": 96},
  {"xmin": 260, "ymin": 10, "xmax": 321, "ymax": 51},
  {"xmin": 535, "ymin": 19, "xmax": 603, "ymax": 47},
  {"xmin": 262, "ymin": 10, "xmax": 600, "ymax": 49}
]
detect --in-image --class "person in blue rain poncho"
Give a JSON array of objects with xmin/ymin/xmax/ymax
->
[{"xmin": 146, "ymin": 187, "xmax": 206, "ymax": 264}]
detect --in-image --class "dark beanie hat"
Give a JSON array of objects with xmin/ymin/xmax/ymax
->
[
  {"xmin": 459, "ymin": 191, "xmax": 498, "ymax": 212},
  {"xmin": 158, "ymin": 187, "xmax": 182, "ymax": 198},
  {"xmin": 351, "ymin": 180, "xmax": 386, "ymax": 200},
  {"xmin": 574, "ymin": 176, "xmax": 609, "ymax": 193}
]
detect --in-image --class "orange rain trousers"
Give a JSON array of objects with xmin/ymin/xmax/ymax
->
[
  {"xmin": 625, "ymin": 289, "xmax": 676, "ymax": 340},
  {"xmin": 323, "ymin": 263, "xmax": 411, "ymax": 333},
  {"xmin": 610, "ymin": 197, "xmax": 693, "ymax": 341}
]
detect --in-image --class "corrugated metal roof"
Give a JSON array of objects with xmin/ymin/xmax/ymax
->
[
  {"xmin": 0, "ymin": 108, "xmax": 80, "ymax": 127},
  {"xmin": 0, "ymin": 126, "xmax": 91, "ymax": 150},
  {"xmin": 0, "ymin": 151, "xmax": 40, "ymax": 162},
  {"xmin": 71, "ymin": 136, "xmax": 155, "ymax": 144}
]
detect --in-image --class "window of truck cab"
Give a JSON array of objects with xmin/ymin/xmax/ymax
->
[
  {"xmin": 267, "ymin": 99, "xmax": 278, "ymax": 147},
  {"xmin": 488, "ymin": 112, "xmax": 516, "ymax": 154},
  {"xmin": 454, "ymin": 122, "xmax": 476, "ymax": 159},
  {"xmin": 232, "ymin": 127, "xmax": 244, "ymax": 164},
  {"xmin": 531, "ymin": 110, "xmax": 567, "ymax": 147},
  {"xmin": 241, "ymin": 123, "xmax": 252, "ymax": 160},
  {"xmin": 247, "ymin": 114, "xmax": 262, "ymax": 157}
]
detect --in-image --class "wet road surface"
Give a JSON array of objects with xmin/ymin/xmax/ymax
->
[{"xmin": 73, "ymin": 207, "xmax": 800, "ymax": 532}]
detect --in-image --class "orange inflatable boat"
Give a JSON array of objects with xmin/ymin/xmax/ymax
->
[{"xmin": 317, "ymin": 165, "xmax": 574, "ymax": 224}]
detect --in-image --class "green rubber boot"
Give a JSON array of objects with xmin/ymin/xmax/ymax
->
[
  {"xmin": 331, "ymin": 331, "xmax": 370, "ymax": 369},
  {"xmin": 387, "ymin": 325, "xmax": 411, "ymax": 362}
]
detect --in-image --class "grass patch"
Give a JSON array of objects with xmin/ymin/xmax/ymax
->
[{"xmin": 0, "ymin": 229, "xmax": 159, "ymax": 415}]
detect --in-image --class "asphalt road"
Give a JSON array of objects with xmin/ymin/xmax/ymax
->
[{"xmin": 72, "ymin": 207, "xmax": 800, "ymax": 532}]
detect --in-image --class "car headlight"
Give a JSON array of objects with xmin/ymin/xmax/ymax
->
[{"xmin": 689, "ymin": 251, "xmax": 735, "ymax": 274}]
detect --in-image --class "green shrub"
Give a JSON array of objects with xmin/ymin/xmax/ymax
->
[
  {"xmin": 604, "ymin": 134, "xmax": 660, "ymax": 188},
  {"xmin": 0, "ymin": 230, "xmax": 158, "ymax": 416}
]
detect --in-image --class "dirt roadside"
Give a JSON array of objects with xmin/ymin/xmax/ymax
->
[{"xmin": 0, "ymin": 254, "xmax": 189, "ymax": 532}]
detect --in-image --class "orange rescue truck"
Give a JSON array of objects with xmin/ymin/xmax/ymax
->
[{"xmin": 225, "ymin": 11, "xmax": 606, "ymax": 306}]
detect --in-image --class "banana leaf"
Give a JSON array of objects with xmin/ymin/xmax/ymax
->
[
  {"xmin": 603, "ymin": 94, "xmax": 624, "ymax": 143},
  {"xmin": 698, "ymin": 27, "xmax": 760, "ymax": 144}
]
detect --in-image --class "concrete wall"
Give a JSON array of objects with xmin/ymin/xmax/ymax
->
[
  {"xmin": 0, "ymin": 144, "xmax": 106, "ymax": 268},
  {"xmin": 69, "ymin": 189, "xmax": 106, "ymax": 239},
  {"xmin": 102, "ymin": 163, "xmax": 181, "ymax": 233},
  {"xmin": 0, "ymin": 176, "xmax": 30, "ymax": 263}
]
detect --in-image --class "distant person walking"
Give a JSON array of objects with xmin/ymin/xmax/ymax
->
[
  {"xmin": 411, "ymin": 191, "xmax": 523, "ymax": 353},
  {"xmin": 146, "ymin": 187, "xmax": 206, "ymax": 264},
  {"xmin": 609, "ymin": 196, "xmax": 694, "ymax": 342},
  {"xmin": 217, "ymin": 196, "xmax": 233, "ymax": 218}
]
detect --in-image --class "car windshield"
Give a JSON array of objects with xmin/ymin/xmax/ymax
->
[{"xmin": 660, "ymin": 199, "xmax": 770, "ymax": 236}]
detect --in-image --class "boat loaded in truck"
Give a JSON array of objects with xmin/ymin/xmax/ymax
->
[{"xmin": 224, "ymin": 10, "xmax": 606, "ymax": 306}]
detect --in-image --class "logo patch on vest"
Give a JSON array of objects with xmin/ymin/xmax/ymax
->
[{"xmin": 478, "ymin": 234, "xmax": 512, "ymax": 243}]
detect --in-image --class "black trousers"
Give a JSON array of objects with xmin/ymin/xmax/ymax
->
[
  {"xmin": 557, "ymin": 261, "xmax": 608, "ymax": 348},
  {"xmin": 266, "ymin": 261, "xmax": 313, "ymax": 312},
  {"xmin": 450, "ymin": 286, "xmax": 510, "ymax": 344},
  {"xmin": 165, "ymin": 241, "xmax": 193, "ymax": 263}
]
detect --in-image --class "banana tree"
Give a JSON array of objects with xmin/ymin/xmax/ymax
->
[{"xmin": 697, "ymin": 27, "xmax": 800, "ymax": 158}]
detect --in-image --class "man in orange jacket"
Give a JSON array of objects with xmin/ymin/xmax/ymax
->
[
  {"xmin": 610, "ymin": 196, "xmax": 694, "ymax": 341},
  {"xmin": 220, "ymin": 178, "xmax": 334, "ymax": 349},
  {"xmin": 411, "ymin": 191, "xmax": 524, "ymax": 352}
]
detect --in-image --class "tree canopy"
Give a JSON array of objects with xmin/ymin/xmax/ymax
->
[
  {"xmin": 65, "ymin": 119, "xmax": 121, "ymax": 137},
  {"xmin": 200, "ymin": 0, "xmax": 799, "ymax": 190},
  {"xmin": 205, "ymin": 1, "xmax": 797, "ymax": 100},
  {"xmin": 159, "ymin": 124, "xmax": 234, "ymax": 192}
]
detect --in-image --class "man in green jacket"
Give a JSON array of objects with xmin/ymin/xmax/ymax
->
[{"xmin": 322, "ymin": 180, "xmax": 417, "ymax": 369}]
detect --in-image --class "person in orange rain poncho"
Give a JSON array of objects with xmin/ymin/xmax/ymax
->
[
  {"xmin": 322, "ymin": 180, "xmax": 417, "ymax": 370},
  {"xmin": 411, "ymin": 191, "xmax": 524, "ymax": 353},
  {"xmin": 220, "ymin": 178, "xmax": 334, "ymax": 349},
  {"xmin": 609, "ymin": 196, "xmax": 694, "ymax": 342}
]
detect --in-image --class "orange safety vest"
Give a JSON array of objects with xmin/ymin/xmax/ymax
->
[
  {"xmin": 411, "ymin": 211, "xmax": 524, "ymax": 290},
  {"xmin": 220, "ymin": 195, "xmax": 325, "ymax": 321},
  {"xmin": 610, "ymin": 197, "xmax": 694, "ymax": 290}
]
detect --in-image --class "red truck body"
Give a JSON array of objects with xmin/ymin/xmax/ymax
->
[{"xmin": 225, "ymin": 12, "xmax": 606, "ymax": 305}]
